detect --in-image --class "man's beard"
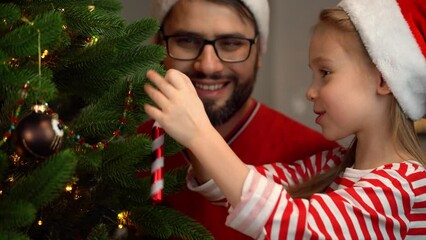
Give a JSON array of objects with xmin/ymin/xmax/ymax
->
[
  {"xmin": 184, "ymin": 57, "xmax": 259, "ymax": 127},
  {"xmin": 202, "ymin": 76, "xmax": 255, "ymax": 126}
]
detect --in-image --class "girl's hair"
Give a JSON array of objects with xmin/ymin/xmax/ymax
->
[{"xmin": 287, "ymin": 7, "xmax": 426, "ymax": 199}]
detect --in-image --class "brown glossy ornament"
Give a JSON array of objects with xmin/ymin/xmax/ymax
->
[{"xmin": 14, "ymin": 109, "xmax": 64, "ymax": 159}]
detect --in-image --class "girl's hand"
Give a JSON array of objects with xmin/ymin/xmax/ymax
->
[
  {"xmin": 145, "ymin": 69, "xmax": 250, "ymax": 205},
  {"xmin": 144, "ymin": 69, "xmax": 214, "ymax": 149}
]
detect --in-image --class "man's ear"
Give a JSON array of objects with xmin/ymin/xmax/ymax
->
[
  {"xmin": 256, "ymin": 47, "xmax": 263, "ymax": 69},
  {"xmin": 377, "ymin": 73, "xmax": 392, "ymax": 95},
  {"xmin": 257, "ymin": 55, "xmax": 262, "ymax": 68},
  {"xmin": 256, "ymin": 44, "xmax": 263, "ymax": 68}
]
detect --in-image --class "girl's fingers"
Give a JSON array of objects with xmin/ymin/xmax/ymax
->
[
  {"xmin": 146, "ymin": 70, "xmax": 176, "ymax": 98},
  {"xmin": 147, "ymin": 69, "xmax": 198, "ymax": 99},
  {"xmin": 144, "ymin": 83, "xmax": 169, "ymax": 110},
  {"xmin": 143, "ymin": 103, "xmax": 163, "ymax": 122},
  {"xmin": 166, "ymin": 69, "xmax": 195, "ymax": 93}
]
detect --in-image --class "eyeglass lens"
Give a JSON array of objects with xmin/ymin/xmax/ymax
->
[{"xmin": 166, "ymin": 35, "xmax": 254, "ymax": 62}]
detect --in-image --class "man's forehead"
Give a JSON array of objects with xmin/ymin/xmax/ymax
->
[
  {"xmin": 162, "ymin": 1, "xmax": 256, "ymax": 37},
  {"xmin": 153, "ymin": 0, "xmax": 269, "ymax": 53}
]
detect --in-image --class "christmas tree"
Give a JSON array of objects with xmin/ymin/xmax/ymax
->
[{"xmin": 0, "ymin": 1, "xmax": 212, "ymax": 239}]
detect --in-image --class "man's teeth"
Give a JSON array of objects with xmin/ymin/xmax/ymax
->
[{"xmin": 195, "ymin": 83, "xmax": 224, "ymax": 91}]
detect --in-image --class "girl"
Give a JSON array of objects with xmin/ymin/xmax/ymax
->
[{"xmin": 144, "ymin": 0, "xmax": 426, "ymax": 238}]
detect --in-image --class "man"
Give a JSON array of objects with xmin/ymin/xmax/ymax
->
[{"xmin": 138, "ymin": 0, "xmax": 338, "ymax": 239}]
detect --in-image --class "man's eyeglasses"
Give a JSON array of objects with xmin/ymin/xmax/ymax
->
[{"xmin": 161, "ymin": 33, "xmax": 258, "ymax": 63}]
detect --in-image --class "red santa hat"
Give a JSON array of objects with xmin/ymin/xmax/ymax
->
[
  {"xmin": 338, "ymin": 0, "xmax": 426, "ymax": 120},
  {"xmin": 151, "ymin": 0, "xmax": 270, "ymax": 53}
]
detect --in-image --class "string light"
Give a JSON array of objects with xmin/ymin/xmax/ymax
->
[
  {"xmin": 65, "ymin": 184, "xmax": 73, "ymax": 192},
  {"xmin": 7, "ymin": 57, "xmax": 20, "ymax": 67},
  {"xmin": 65, "ymin": 177, "xmax": 78, "ymax": 193},
  {"xmin": 10, "ymin": 153, "xmax": 22, "ymax": 166},
  {"xmin": 117, "ymin": 211, "xmax": 130, "ymax": 228},
  {"xmin": 85, "ymin": 36, "xmax": 99, "ymax": 47},
  {"xmin": 32, "ymin": 103, "xmax": 48, "ymax": 113},
  {"xmin": 7, "ymin": 175, "xmax": 14, "ymax": 183},
  {"xmin": 88, "ymin": 5, "xmax": 95, "ymax": 12},
  {"xmin": 41, "ymin": 49, "xmax": 48, "ymax": 59},
  {"xmin": 73, "ymin": 189, "xmax": 81, "ymax": 200}
]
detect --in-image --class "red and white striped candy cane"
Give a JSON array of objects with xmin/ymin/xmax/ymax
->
[{"xmin": 151, "ymin": 121, "xmax": 164, "ymax": 204}]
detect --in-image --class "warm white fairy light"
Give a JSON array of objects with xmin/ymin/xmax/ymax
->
[{"xmin": 41, "ymin": 49, "xmax": 48, "ymax": 59}]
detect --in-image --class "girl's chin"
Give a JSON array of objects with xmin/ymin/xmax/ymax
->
[{"xmin": 321, "ymin": 130, "xmax": 349, "ymax": 142}]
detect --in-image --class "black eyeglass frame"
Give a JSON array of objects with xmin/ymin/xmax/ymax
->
[{"xmin": 160, "ymin": 32, "xmax": 258, "ymax": 63}]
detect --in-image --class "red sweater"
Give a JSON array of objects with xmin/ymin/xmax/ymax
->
[{"xmin": 138, "ymin": 100, "xmax": 338, "ymax": 239}]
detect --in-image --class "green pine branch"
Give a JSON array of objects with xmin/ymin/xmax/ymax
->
[
  {"xmin": 114, "ymin": 18, "xmax": 161, "ymax": 50},
  {"xmin": 62, "ymin": 6, "xmax": 125, "ymax": 38},
  {"xmin": 87, "ymin": 223, "xmax": 109, "ymax": 240},
  {"xmin": 0, "ymin": 11, "xmax": 64, "ymax": 57},
  {"xmin": 132, "ymin": 205, "xmax": 213, "ymax": 240},
  {"xmin": 0, "ymin": 200, "xmax": 35, "ymax": 230},
  {"xmin": 0, "ymin": 151, "xmax": 8, "ymax": 180},
  {"xmin": 101, "ymin": 135, "xmax": 151, "ymax": 189},
  {"xmin": 7, "ymin": 149, "xmax": 77, "ymax": 208},
  {"xmin": 0, "ymin": 4, "xmax": 20, "ymax": 31},
  {"xmin": 0, "ymin": 230, "xmax": 29, "ymax": 240}
]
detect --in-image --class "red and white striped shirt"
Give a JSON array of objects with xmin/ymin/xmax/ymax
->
[{"xmin": 188, "ymin": 148, "xmax": 426, "ymax": 239}]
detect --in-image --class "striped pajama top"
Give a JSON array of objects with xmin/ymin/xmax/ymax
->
[{"xmin": 188, "ymin": 148, "xmax": 426, "ymax": 239}]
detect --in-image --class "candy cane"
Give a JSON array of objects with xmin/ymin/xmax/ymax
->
[{"xmin": 151, "ymin": 121, "xmax": 164, "ymax": 204}]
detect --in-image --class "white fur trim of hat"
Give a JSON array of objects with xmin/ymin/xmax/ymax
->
[
  {"xmin": 338, "ymin": 0, "xmax": 426, "ymax": 120},
  {"xmin": 151, "ymin": 0, "xmax": 270, "ymax": 54}
]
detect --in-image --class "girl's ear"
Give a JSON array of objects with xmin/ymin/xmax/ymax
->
[{"xmin": 376, "ymin": 73, "xmax": 392, "ymax": 95}]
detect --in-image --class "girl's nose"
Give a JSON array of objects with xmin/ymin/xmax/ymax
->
[{"xmin": 306, "ymin": 84, "xmax": 318, "ymax": 102}]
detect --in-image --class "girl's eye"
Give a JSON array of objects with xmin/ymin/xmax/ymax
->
[{"xmin": 320, "ymin": 69, "xmax": 331, "ymax": 77}]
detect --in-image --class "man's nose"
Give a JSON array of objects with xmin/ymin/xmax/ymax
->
[{"xmin": 193, "ymin": 45, "xmax": 224, "ymax": 75}]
